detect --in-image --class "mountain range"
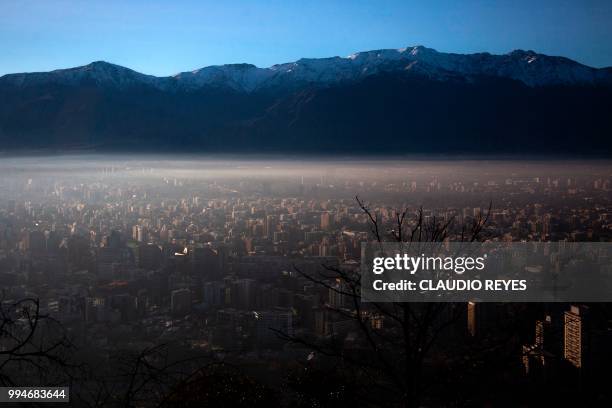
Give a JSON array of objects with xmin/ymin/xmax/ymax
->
[{"xmin": 1, "ymin": 45, "xmax": 611, "ymax": 154}]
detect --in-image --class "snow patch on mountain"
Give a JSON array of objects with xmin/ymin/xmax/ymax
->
[
  {"xmin": 173, "ymin": 63, "xmax": 273, "ymax": 92},
  {"xmin": 1, "ymin": 46, "xmax": 611, "ymax": 91}
]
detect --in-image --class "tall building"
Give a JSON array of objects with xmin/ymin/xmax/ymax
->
[
  {"xmin": 521, "ymin": 315, "xmax": 553, "ymax": 375},
  {"xmin": 202, "ymin": 281, "xmax": 225, "ymax": 308},
  {"xmin": 564, "ymin": 304, "xmax": 587, "ymax": 369},
  {"xmin": 328, "ymin": 279, "xmax": 350, "ymax": 309},
  {"xmin": 467, "ymin": 301, "xmax": 477, "ymax": 337},
  {"xmin": 321, "ymin": 212, "xmax": 332, "ymax": 230},
  {"xmin": 234, "ymin": 278, "xmax": 256, "ymax": 310},
  {"xmin": 135, "ymin": 226, "xmax": 147, "ymax": 243},
  {"xmin": 264, "ymin": 215, "xmax": 277, "ymax": 238},
  {"xmin": 171, "ymin": 288, "xmax": 192, "ymax": 317}
]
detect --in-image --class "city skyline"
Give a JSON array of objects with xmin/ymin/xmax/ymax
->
[
  {"xmin": 1, "ymin": 155, "xmax": 611, "ymax": 405},
  {"xmin": 2, "ymin": 1, "xmax": 611, "ymax": 405}
]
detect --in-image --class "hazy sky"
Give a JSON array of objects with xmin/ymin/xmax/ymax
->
[{"xmin": 1, "ymin": 0, "xmax": 611, "ymax": 76}]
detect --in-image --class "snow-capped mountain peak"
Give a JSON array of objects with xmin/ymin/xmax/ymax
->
[
  {"xmin": 1, "ymin": 46, "xmax": 610, "ymax": 91},
  {"xmin": 174, "ymin": 63, "xmax": 273, "ymax": 92}
]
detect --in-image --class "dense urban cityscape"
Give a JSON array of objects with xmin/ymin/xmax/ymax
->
[{"xmin": 1, "ymin": 156, "xmax": 611, "ymax": 406}]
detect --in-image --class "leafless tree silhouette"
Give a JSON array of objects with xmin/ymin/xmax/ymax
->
[
  {"xmin": 276, "ymin": 196, "xmax": 493, "ymax": 407},
  {"xmin": 0, "ymin": 297, "xmax": 76, "ymax": 386}
]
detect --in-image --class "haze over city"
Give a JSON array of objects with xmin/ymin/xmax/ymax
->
[{"xmin": 2, "ymin": 1, "xmax": 612, "ymax": 406}]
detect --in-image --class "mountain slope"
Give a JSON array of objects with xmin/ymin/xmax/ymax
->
[{"xmin": 0, "ymin": 46, "xmax": 611, "ymax": 154}]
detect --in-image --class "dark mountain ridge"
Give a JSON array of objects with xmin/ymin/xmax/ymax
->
[{"xmin": 1, "ymin": 46, "xmax": 611, "ymax": 154}]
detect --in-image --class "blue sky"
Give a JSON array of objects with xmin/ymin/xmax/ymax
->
[{"xmin": 1, "ymin": 0, "xmax": 611, "ymax": 76}]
